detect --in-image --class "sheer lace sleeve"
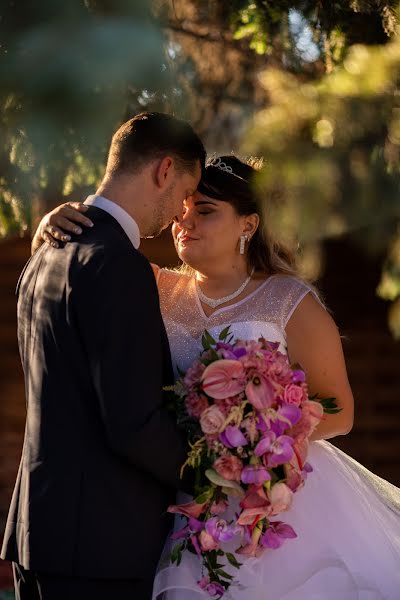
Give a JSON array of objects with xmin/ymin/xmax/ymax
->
[{"xmin": 268, "ymin": 275, "xmax": 324, "ymax": 331}]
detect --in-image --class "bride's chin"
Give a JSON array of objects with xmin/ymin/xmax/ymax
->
[{"xmin": 176, "ymin": 248, "xmax": 202, "ymax": 270}]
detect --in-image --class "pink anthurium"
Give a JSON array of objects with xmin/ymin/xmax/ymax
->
[
  {"xmin": 201, "ymin": 359, "xmax": 245, "ymax": 399},
  {"xmin": 246, "ymin": 374, "xmax": 275, "ymax": 410}
]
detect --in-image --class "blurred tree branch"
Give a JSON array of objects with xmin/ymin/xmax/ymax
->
[{"xmin": 2, "ymin": 0, "xmax": 400, "ymax": 334}]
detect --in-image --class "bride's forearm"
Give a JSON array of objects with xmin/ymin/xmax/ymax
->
[{"xmin": 310, "ymin": 411, "xmax": 353, "ymax": 441}]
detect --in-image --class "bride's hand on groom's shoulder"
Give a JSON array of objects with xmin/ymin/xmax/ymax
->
[{"xmin": 31, "ymin": 202, "xmax": 94, "ymax": 254}]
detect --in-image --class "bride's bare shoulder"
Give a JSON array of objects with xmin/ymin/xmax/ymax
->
[
  {"xmin": 152, "ymin": 265, "xmax": 189, "ymax": 287},
  {"xmin": 150, "ymin": 263, "xmax": 160, "ymax": 277}
]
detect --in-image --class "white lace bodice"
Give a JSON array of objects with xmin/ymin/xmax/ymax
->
[{"xmin": 157, "ymin": 270, "xmax": 318, "ymax": 376}]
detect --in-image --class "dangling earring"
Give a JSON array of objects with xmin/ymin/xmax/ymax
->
[{"xmin": 239, "ymin": 235, "xmax": 248, "ymax": 255}]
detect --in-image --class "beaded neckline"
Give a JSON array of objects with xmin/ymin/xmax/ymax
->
[{"xmin": 195, "ymin": 268, "xmax": 255, "ymax": 309}]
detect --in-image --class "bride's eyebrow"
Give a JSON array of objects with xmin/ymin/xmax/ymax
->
[{"xmin": 194, "ymin": 200, "xmax": 218, "ymax": 207}]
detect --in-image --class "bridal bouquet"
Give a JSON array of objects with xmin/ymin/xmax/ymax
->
[{"xmin": 167, "ymin": 328, "xmax": 339, "ymax": 598}]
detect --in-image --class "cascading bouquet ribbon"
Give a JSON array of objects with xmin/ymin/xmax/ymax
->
[{"xmin": 166, "ymin": 328, "xmax": 340, "ymax": 598}]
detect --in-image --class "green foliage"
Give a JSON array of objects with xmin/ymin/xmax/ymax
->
[
  {"xmin": 201, "ymin": 330, "xmax": 217, "ymax": 351},
  {"xmin": 319, "ymin": 397, "xmax": 343, "ymax": 415},
  {"xmin": 230, "ymin": 1, "xmax": 398, "ymax": 70},
  {"xmin": 0, "ymin": 0, "xmax": 166, "ymax": 237},
  {"xmin": 244, "ymin": 38, "xmax": 400, "ymax": 334},
  {"xmin": 226, "ymin": 552, "xmax": 242, "ymax": 569}
]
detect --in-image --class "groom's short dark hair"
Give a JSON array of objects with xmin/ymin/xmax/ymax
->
[{"xmin": 106, "ymin": 112, "xmax": 205, "ymax": 177}]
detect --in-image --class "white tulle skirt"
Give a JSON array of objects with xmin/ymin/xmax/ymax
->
[{"xmin": 152, "ymin": 441, "xmax": 400, "ymax": 599}]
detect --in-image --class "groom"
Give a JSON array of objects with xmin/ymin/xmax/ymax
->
[{"xmin": 1, "ymin": 112, "xmax": 205, "ymax": 599}]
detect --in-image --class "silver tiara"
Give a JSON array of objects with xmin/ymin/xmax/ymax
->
[{"xmin": 207, "ymin": 157, "xmax": 247, "ymax": 181}]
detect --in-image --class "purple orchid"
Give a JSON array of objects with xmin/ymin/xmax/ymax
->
[
  {"xmin": 215, "ymin": 342, "xmax": 247, "ymax": 361},
  {"xmin": 256, "ymin": 413, "xmax": 269, "ymax": 433},
  {"xmin": 241, "ymin": 464, "xmax": 271, "ymax": 485},
  {"xmin": 205, "ymin": 517, "xmax": 240, "ymax": 543},
  {"xmin": 261, "ymin": 521, "xmax": 297, "ymax": 549},
  {"xmin": 219, "ymin": 425, "xmax": 248, "ymax": 449},
  {"xmin": 271, "ymin": 404, "xmax": 302, "ymax": 436},
  {"xmin": 292, "ymin": 369, "xmax": 306, "ymax": 384},
  {"xmin": 254, "ymin": 431, "xmax": 294, "ymax": 467},
  {"xmin": 171, "ymin": 517, "xmax": 204, "ymax": 540}
]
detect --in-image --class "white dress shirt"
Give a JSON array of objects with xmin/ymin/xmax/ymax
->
[{"xmin": 84, "ymin": 194, "xmax": 140, "ymax": 249}]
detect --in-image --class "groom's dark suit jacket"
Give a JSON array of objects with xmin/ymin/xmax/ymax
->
[{"xmin": 1, "ymin": 206, "xmax": 187, "ymax": 579}]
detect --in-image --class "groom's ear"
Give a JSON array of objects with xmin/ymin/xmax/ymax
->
[{"xmin": 155, "ymin": 156, "xmax": 174, "ymax": 189}]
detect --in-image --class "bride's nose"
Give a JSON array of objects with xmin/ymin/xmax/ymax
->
[{"xmin": 175, "ymin": 210, "xmax": 194, "ymax": 229}]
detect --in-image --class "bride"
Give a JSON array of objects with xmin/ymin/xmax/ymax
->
[{"xmin": 32, "ymin": 155, "xmax": 400, "ymax": 598}]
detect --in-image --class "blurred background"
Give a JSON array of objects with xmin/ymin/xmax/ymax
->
[{"xmin": 1, "ymin": 0, "xmax": 400, "ymax": 595}]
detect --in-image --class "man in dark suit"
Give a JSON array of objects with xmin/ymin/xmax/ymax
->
[{"xmin": 1, "ymin": 112, "xmax": 205, "ymax": 599}]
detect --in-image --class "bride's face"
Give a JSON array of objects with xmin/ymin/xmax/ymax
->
[{"xmin": 172, "ymin": 192, "xmax": 245, "ymax": 269}]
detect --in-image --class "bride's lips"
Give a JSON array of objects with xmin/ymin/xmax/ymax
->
[{"xmin": 178, "ymin": 235, "xmax": 198, "ymax": 244}]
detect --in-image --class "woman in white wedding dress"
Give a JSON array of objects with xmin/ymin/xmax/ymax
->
[{"xmin": 33, "ymin": 155, "xmax": 400, "ymax": 599}]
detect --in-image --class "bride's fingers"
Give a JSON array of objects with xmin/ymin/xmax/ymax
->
[
  {"xmin": 42, "ymin": 230, "xmax": 60, "ymax": 248},
  {"xmin": 65, "ymin": 201, "xmax": 88, "ymax": 212},
  {"xmin": 43, "ymin": 223, "xmax": 71, "ymax": 241},
  {"xmin": 61, "ymin": 205, "xmax": 94, "ymax": 228},
  {"xmin": 47, "ymin": 215, "xmax": 84, "ymax": 235}
]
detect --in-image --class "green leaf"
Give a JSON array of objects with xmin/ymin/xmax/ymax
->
[
  {"xmin": 215, "ymin": 569, "xmax": 234, "ymax": 580},
  {"xmin": 195, "ymin": 486, "xmax": 214, "ymax": 504},
  {"xmin": 218, "ymin": 325, "xmax": 232, "ymax": 341},
  {"xmin": 318, "ymin": 396, "xmax": 342, "ymax": 414},
  {"xmin": 201, "ymin": 329, "xmax": 217, "ymax": 350},
  {"xmin": 226, "ymin": 552, "xmax": 242, "ymax": 569},
  {"xmin": 208, "ymin": 549, "xmax": 218, "ymax": 568},
  {"xmin": 205, "ymin": 469, "xmax": 245, "ymax": 498},
  {"xmin": 170, "ymin": 541, "xmax": 183, "ymax": 564}
]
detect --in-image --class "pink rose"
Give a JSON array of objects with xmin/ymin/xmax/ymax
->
[
  {"xmin": 185, "ymin": 393, "xmax": 209, "ymax": 418},
  {"xmin": 200, "ymin": 405, "xmax": 225, "ymax": 435},
  {"xmin": 213, "ymin": 454, "xmax": 243, "ymax": 482},
  {"xmin": 199, "ymin": 530, "xmax": 218, "ymax": 551},
  {"xmin": 202, "ymin": 359, "xmax": 245, "ymax": 399},
  {"xmin": 283, "ymin": 383, "xmax": 306, "ymax": 407}
]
